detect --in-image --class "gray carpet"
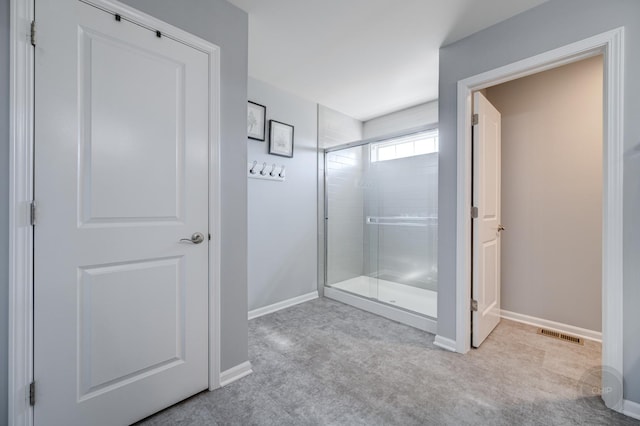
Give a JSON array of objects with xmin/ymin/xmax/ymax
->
[{"xmin": 138, "ymin": 297, "xmax": 638, "ymax": 425}]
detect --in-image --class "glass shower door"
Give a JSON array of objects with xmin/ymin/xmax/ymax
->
[
  {"xmin": 363, "ymin": 149, "xmax": 380, "ymax": 301},
  {"xmin": 325, "ymin": 129, "xmax": 438, "ymax": 319},
  {"xmin": 325, "ymin": 144, "xmax": 378, "ymax": 300},
  {"xmin": 366, "ymin": 137, "xmax": 438, "ymax": 317}
]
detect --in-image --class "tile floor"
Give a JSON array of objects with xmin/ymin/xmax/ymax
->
[{"xmin": 138, "ymin": 298, "xmax": 637, "ymax": 425}]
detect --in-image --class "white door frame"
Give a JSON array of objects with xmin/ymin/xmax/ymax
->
[
  {"xmin": 8, "ymin": 1, "xmax": 222, "ymax": 424},
  {"xmin": 454, "ymin": 28, "xmax": 624, "ymax": 410}
]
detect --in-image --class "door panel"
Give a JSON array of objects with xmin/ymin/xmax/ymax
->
[
  {"xmin": 472, "ymin": 92, "xmax": 502, "ymax": 348},
  {"xmin": 34, "ymin": 1, "xmax": 210, "ymax": 424},
  {"xmin": 78, "ymin": 257, "xmax": 185, "ymax": 399},
  {"xmin": 79, "ymin": 27, "xmax": 186, "ymax": 222}
]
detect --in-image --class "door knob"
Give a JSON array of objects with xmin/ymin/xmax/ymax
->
[
  {"xmin": 180, "ymin": 232, "xmax": 205, "ymax": 244},
  {"xmin": 497, "ymin": 225, "xmax": 506, "ymax": 232}
]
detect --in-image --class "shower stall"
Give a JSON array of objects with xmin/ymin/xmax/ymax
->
[{"xmin": 323, "ymin": 129, "xmax": 438, "ymax": 331}]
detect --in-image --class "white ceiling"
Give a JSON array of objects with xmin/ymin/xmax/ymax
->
[{"xmin": 227, "ymin": 0, "xmax": 548, "ymax": 121}]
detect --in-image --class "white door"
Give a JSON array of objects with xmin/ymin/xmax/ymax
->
[
  {"xmin": 34, "ymin": 1, "xmax": 210, "ymax": 424},
  {"xmin": 472, "ymin": 92, "xmax": 502, "ymax": 348}
]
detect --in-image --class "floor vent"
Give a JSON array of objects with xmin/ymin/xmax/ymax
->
[{"xmin": 537, "ymin": 328, "xmax": 584, "ymax": 345}]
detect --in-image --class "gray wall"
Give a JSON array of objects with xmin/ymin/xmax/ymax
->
[
  {"xmin": 438, "ymin": 0, "xmax": 640, "ymax": 403},
  {"xmin": 1, "ymin": 0, "xmax": 9, "ymax": 421},
  {"xmin": 247, "ymin": 78, "xmax": 318, "ymax": 310},
  {"xmin": 88, "ymin": 0, "xmax": 250, "ymax": 371},
  {"xmin": 486, "ymin": 56, "xmax": 603, "ymax": 332}
]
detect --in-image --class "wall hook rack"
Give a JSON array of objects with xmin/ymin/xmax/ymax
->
[{"xmin": 247, "ymin": 161, "xmax": 285, "ymax": 182}]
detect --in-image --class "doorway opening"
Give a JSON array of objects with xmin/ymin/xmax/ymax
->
[
  {"xmin": 454, "ymin": 28, "xmax": 624, "ymax": 411},
  {"xmin": 471, "ymin": 55, "xmax": 604, "ymax": 350},
  {"xmin": 469, "ymin": 55, "xmax": 605, "ymax": 392}
]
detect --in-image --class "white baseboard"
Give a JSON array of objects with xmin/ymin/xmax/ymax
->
[
  {"xmin": 501, "ymin": 309, "xmax": 602, "ymax": 343},
  {"xmin": 324, "ymin": 287, "xmax": 437, "ymax": 334},
  {"xmin": 219, "ymin": 361, "xmax": 253, "ymax": 387},
  {"xmin": 623, "ymin": 399, "xmax": 640, "ymax": 420},
  {"xmin": 434, "ymin": 335, "xmax": 457, "ymax": 352},
  {"xmin": 248, "ymin": 291, "xmax": 319, "ymax": 320}
]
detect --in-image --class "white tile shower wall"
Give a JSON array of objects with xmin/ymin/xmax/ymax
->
[
  {"xmin": 363, "ymin": 101, "xmax": 438, "ymax": 140},
  {"xmin": 326, "ymin": 146, "xmax": 366, "ymax": 284},
  {"xmin": 318, "ymin": 105, "xmax": 363, "ymax": 149},
  {"xmin": 318, "ymin": 105, "xmax": 363, "ymax": 294}
]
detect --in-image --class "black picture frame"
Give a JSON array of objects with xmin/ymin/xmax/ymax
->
[
  {"xmin": 247, "ymin": 101, "xmax": 266, "ymax": 141},
  {"xmin": 268, "ymin": 120, "xmax": 294, "ymax": 158}
]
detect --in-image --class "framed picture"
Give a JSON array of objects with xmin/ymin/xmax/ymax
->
[
  {"xmin": 247, "ymin": 101, "xmax": 266, "ymax": 141},
  {"xmin": 269, "ymin": 120, "xmax": 294, "ymax": 158}
]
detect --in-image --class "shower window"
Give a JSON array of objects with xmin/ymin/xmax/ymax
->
[
  {"xmin": 370, "ymin": 129, "xmax": 438, "ymax": 162},
  {"xmin": 325, "ymin": 129, "xmax": 438, "ymax": 319}
]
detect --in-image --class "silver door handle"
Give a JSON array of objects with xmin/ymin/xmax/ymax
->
[
  {"xmin": 180, "ymin": 232, "xmax": 205, "ymax": 244},
  {"xmin": 498, "ymin": 225, "xmax": 505, "ymax": 232}
]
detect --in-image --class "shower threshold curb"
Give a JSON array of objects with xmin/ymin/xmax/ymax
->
[{"xmin": 324, "ymin": 286, "xmax": 437, "ymax": 334}]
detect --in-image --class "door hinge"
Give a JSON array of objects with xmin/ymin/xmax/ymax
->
[
  {"xmin": 208, "ymin": 233, "xmax": 211, "ymax": 241},
  {"xmin": 30, "ymin": 21, "xmax": 36, "ymax": 47},
  {"xmin": 29, "ymin": 381, "xmax": 35, "ymax": 406},
  {"xmin": 30, "ymin": 201, "xmax": 37, "ymax": 226},
  {"xmin": 471, "ymin": 299, "xmax": 478, "ymax": 312},
  {"xmin": 472, "ymin": 113, "xmax": 479, "ymax": 125},
  {"xmin": 471, "ymin": 206, "xmax": 478, "ymax": 219}
]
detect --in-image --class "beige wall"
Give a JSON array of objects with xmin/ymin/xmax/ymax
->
[{"xmin": 485, "ymin": 55, "xmax": 603, "ymax": 332}]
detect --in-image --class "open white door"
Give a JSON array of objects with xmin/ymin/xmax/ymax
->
[
  {"xmin": 471, "ymin": 92, "xmax": 502, "ymax": 348},
  {"xmin": 34, "ymin": 1, "xmax": 210, "ymax": 424}
]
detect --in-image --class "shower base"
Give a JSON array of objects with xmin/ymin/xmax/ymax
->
[{"xmin": 329, "ymin": 275, "xmax": 437, "ymax": 318}]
